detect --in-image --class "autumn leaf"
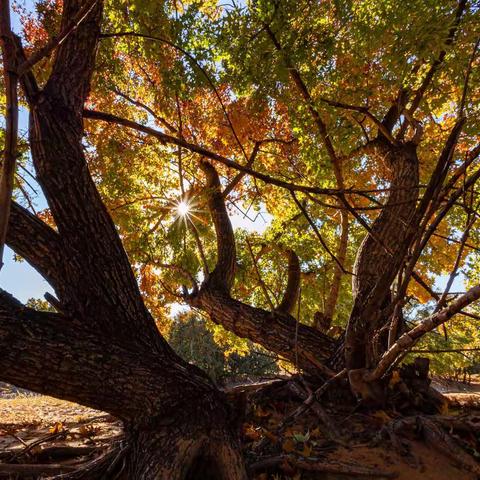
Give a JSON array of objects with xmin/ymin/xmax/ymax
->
[
  {"xmin": 282, "ymin": 438, "xmax": 296, "ymax": 453},
  {"xmin": 49, "ymin": 422, "xmax": 63, "ymax": 434}
]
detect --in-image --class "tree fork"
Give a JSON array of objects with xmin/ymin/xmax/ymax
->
[{"xmin": 187, "ymin": 161, "xmax": 335, "ymax": 376}]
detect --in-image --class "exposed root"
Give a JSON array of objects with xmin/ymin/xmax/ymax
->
[
  {"xmin": 52, "ymin": 440, "xmax": 128, "ymax": 479},
  {"xmin": 249, "ymin": 454, "xmax": 398, "ymax": 478},
  {"xmin": 383, "ymin": 415, "xmax": 480, "ymax": 475}
]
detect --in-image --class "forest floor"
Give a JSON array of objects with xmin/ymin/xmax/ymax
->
[{"xmin": 0, "ymin": 377, "xmax": 479, "ymax": 479}]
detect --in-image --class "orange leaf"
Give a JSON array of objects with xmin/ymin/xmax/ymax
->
[{"xmin": 282, "ymin": 438, "xmax": 296, "ymax": 453}]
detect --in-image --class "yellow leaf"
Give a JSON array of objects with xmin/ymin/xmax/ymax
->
[
  {"xmin": 49, "ymin": 422, "xmax": 63, "ymax": 434},
  {"xmin": 78, "ymin": 424, "xmax": 100, "ymax": 438}
]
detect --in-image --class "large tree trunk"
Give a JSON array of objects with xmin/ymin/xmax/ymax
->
[
  {"xmin": 0, "ymin": 291, "xmax": 246, "ymax": 479},
  {"xmin": 124, "ymin": 413, "xmax": 245, "ymax": 479},
  {"xmin": 0, "ymin": 1, "xmax": 247, "ymax": 478},
  {"xmin": 345, "ymin": 139, "xmax": 420, "ymax": 373}
]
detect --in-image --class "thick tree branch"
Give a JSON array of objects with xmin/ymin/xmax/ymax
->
[
  {"xmin": 83, "ymin": 109, "xmax": 347, "ymax": 197},
  {"xmin": 16, "ymin": 0, "xmax": 99, "ymax": 77},
  {"xmin": 44, "ymin": 0, "xmax": 103, "ymax": 113},
  {"xmin": 27, "ymin": 0, "xmax": 162, "ymax": 347},
  {"xmin": 276, "ymin": 249, "xmax": 300, "ymax": 315},
  {"xmin": 6, "ymin": 202, "xmax": 64, "ymax": 291},
  {"xmin": 0, "ymin": 290, "xmax": 215, "ymax": 421},
  {"xmin": 199, "ymin": 160, "xmax": 236, "ymax": 291},
  {"xmin": 391, "ymin": 120, "xmax": 466, "ymax": 304},
  {"xmin": 189, "ymin": 289, "xmax": 336, "ymax": 376}
]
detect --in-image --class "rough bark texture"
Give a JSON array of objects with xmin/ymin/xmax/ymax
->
[
  {"xmin": 276, "ymin": 249, "xmax": 301, "ymax": 315},
  {"xmin": 189, "ymin": 287, "xmax": 335, "ymax": 375},
  {"xmin": 344, "ymin": 138, "xmax": 419, "ymax": 393}
]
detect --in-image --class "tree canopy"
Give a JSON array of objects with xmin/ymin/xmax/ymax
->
[{"xmin": 10, "ymin": 0, "xmax": 478, "ymax": 372}]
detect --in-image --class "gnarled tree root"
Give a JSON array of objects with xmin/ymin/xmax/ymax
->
[
  {"xmin": 249, "ymin": 454, "xmax": 398, "ymax": 478},
  {"xmin": 382, "ymin": 415, "xmax": 480, "ymax": 475}
]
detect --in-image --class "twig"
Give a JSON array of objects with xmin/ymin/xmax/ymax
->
[
  {"xmin": 291, "ymin": 192, "xmax": 351, "ymax": 274},
  {"xmin": 9, "ymin": 431, "xmax": 66, "ymax": 461},
  {"xmin": 100, "ymin": 31, "xmax": 249, "ymax": 162}
]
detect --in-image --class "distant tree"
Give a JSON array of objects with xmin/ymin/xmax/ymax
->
[{"xmin": 169, "ymin": 311, "xmax": 279, "ymax": 382}]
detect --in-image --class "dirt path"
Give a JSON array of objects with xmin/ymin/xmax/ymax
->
[{"xmin": 432, "ymin": 375, "xmax": 480, "ymax": 407}]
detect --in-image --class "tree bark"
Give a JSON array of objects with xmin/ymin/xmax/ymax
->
[
  {"xmin": 344, "ymin": 138, "xmax": 419, "ymax": 394},
  {"xmin": 189, "ymin": 286, "xmax": 335, "ymax": 376}
]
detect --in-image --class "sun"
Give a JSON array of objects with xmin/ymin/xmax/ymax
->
[{"xmin": 176, "ymin": 200, "xmax": 191, "ymax": 217}]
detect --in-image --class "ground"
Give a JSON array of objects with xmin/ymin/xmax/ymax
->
[{"xmin": 0, "ymin": 377, "xmax": 479, "ymax": 479}]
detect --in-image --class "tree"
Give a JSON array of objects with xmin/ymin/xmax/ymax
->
[
  {"xmin": 77, "ymin": 1, "xmax": 480, "ymax": 391},
  {"xmin": 168, "ymin": 311, "xmax": 279, "ymax": 382},
  {"xmin": 1, "ymin": 0, "xmax": 480, "ymax": 476}
]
